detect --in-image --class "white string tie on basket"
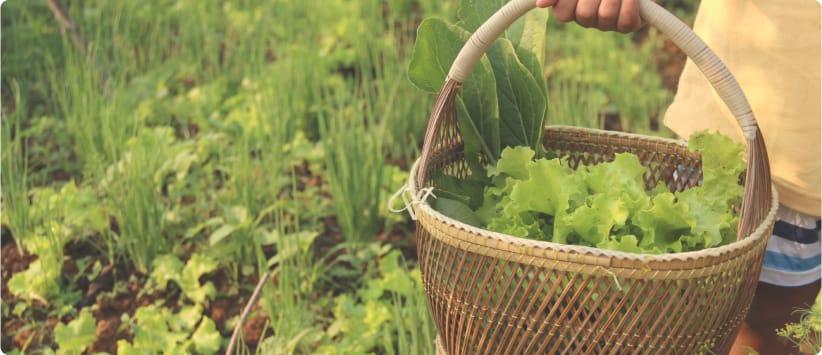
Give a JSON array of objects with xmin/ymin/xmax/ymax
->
[
  {"xmin": 388, "ymin": 184, "xmax": 436, "ymax": 221},
  {"xmin": 596, "ymin": 265, "xmax": 624, "ymax": 292}
]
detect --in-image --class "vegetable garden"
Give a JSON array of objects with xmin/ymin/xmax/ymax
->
[{"xmin": 0, "ymin": 0, "xmax": 726, "ymax": 353}]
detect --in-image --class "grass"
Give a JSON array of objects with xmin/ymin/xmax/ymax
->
[
  {"xmin": 103, "ymin": 128, "xmax": 173, "ymax": 274},
  {"xmin": 1, "ymin": 0, "xmax": 691, "ymax": 352},
  {"xmin": 257, "ymin": 208, "xmax": 324, "ymax": 353},
  {"xmin": 319, "ymin": 84, "xmax": 387, "ymax": 245},
  {"xmin": 1, "ymin": 81, "xmax": 31, "ymax": 253}
]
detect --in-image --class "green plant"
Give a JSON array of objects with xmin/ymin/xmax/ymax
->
[
  {"xmin": 45, "ymin": 48, "xmax": 136, "ymax": 175},
  {"xmin": 1, "ymin": 80, "xmax": 32, "ymax": 252},
  {"xmin": 408, "ymin": 6, "xmax": 549, "ymax": 175},
  {"xmin": 257, "ymin": 212, "xmax": 326, "ymax": 354},
  {"xmin": 777, "ymin": 292, "xmax": 821, "ymax": 354},
  {"xmin": 7, "ymin": 182, "xmax": 107, "ymax": 303},
  {"xmin": 434, "ymin": 131, "xmax": 745, "ymax": 253},
  {"xmin": 319, "ymin": 250, "xmax": 435, "ymax": 354},
  {"xmin": 355, "ymin": 16, "xmax": 432, "ymax": 163},
  {"xmin": 2, "ymin": 179, "xmax": 106, "ymax": 350},
  {"xmin": 213, "ymin": 126, "xmax": 288, "ymax": 274},
  {"xmin": 381, "ymin": 257, "xmax": 436, "ymax": 355},
  {"xmin": 546, "ymin": 78, "xmax": 608, "ymax": 129},
  {"xmin": 150, "ymin": 253, "xmax": 219, "ymax": 305},
  {"xmin": 319, "ymin": 86, "xmax": 387, "ymax": 244},
  {"xmin": 102, "ymin": 127, "xmax": 175, "ymax": 273},
  {"xmin": 117, "ymin": 304, "xmax": 221, "ymax": 354},
  {"xmin": 105, "ymin": 253, "xmax": 224, "ymax": 353},
  {"xmin": 1, "ymin": 2, "xmax": 57, "ymax": 75},
  {"xmin": 3, "ymin": 294, "xmax": 62, "ymax": 352},
  {"xmin": 54, "ymin": 308, "xmax": 97, "ymax": 355}
]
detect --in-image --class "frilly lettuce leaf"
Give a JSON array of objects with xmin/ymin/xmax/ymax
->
[
  {"xmin": 635, "ymin": 193, "xmax": 692, "ymax": 253},
  {"xmin": 567, "ymin": 194, "xmax": 629, "ymax": 247},
  {"xmin": 432, "ymin": 131, "xmax": 746, "ymax": 254},
  {"xmin": 490, "ymin": 145, "xmax": 534, "ymax": 180},
  {"xmin": 687, "ymin": 130, "xmax": 746, "ymax": 210},
  {"xmin": 510, "ymin": 158, "xmax": 584, "ymax": 216}
]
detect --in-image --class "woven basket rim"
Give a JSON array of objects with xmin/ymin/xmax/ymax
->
[
  {"xmin": 409, "ymin": 126, "xmax": 779, "ymax": 268},
  {"xmin": 543, "ymin": 125, "xmax": 689, "ymax": 145}
]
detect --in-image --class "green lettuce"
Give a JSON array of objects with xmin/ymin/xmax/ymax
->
[{"xmin": 435, "ymin": 131, "xmax": 747, "ymax": 254}]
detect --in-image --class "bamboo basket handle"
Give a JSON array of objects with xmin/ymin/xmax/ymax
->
[
  {"xmin": 424, "ymin": 0, "xmax": 773, "ymax": 240},
  {"xmin": 450, "ymin": 0, "xmax": 759, "ymax": 139}
]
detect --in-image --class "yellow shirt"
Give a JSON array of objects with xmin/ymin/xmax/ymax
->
[{"xmin": 664, "ymin": 0, "xmax": 821, "ymax": 217}]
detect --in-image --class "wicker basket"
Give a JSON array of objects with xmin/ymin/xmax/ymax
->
[{"xmin": 406, "ymin": 0, "xmax": 779, "ymax": 354}]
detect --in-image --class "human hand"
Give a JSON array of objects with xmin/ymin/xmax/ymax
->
[{"xmin": 536, "ymin": 0, "xmax": 644, "ymax": 33}]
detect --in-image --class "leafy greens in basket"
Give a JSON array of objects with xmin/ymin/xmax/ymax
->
[
  {"xmin": 432, "ymin": 131, "xmax": 747, "ymax": 254},
  {"xmin": 407, "ymin": 1, "xmax": 747, "ymax": 253},
  {"xmin": 408, "ymin": 0, "xmax": 550, "ymax": 177}
]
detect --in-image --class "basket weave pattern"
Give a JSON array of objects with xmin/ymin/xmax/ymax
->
[
  {"xmin": 409, "ymin": 1, "xmax": 779, "ymax": 353},
  {"xmin": 411, "ymin": 126, "xmax": 776, "ymax": 354}
]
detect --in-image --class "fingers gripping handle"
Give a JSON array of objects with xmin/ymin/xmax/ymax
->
[{"xmin": 446, "ymin": 0, "xmax": 758, "ymax": 140}]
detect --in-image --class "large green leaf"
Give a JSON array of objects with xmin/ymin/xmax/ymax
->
[
  {"xmin": 408, "ymin": 18, "xmax": 466, "ymax": 93},
  {"xmin": 408, "ymin": 2, "xmax": 548, "ymax": 180},
  {"xmin": 151, "ymin": 254, "xmax": 184, "ymax": 290},
  {"xmin": 408, "ymin": 18, "xmax": 500, "ymax": 172},
  {"xmin": 516, "ymin": 9, "xmax": 549, "ymax": 65},
  {"xmin": 431, "ymin": 171, "xmax": 487, "ymax": 209},
  {"xmin": 431, "ymin": 197, "xmax": 484, "ymax": 227},
  {"xmin": 458, "ymin": 0, "xmax": 507, "ymax": 33},
  {"xmin": 568, "ymin": 193, "xmax": 628, "ymax": 246},
  {"xmin": 459, "ymin": 0, "xmax": 549, "ymax": 158},
  {"xmin": 635, "ymin": 193, "xmax": 693, "ymax": 253},
  {"xmin": 516, "ymin": 46, "xmax": 548, "ymax": 115},
  {"xmin": 150, "ymin": 253, "xmax": 218, "ymax": 304},
  {"xmin": 455, "ymin": 63, "xmax": 501, "ymax": 168},
  {"xmin": 487, "ymin": 39, "xmax": 547, "ymax": 152}
]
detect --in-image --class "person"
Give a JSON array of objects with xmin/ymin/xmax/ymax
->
[{"xmin": 536, "ymin": 0, "xmax": 822, "ymax": 354}]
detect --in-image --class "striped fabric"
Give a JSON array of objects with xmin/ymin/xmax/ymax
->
[{"xmin": 759, "ymin": 206, "xmax": 822, "ymax": 287}]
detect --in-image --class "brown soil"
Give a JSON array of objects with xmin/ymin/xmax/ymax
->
[
  {"xmin": 90, "ymin": 292, "xmax": 136, "ymax": 353},
  {"xmin": 2, "ymin": 228, "xmax": 406, "ymax": 352},
  {"xmin": 0, "ymin": 231, "xmax": 269, "ymax": 353},
  {"xmin": 2, "ymin": 232, "xmax": 40, "ymax": 350},
  {"xmin": 242, "ymin": 313, "xmax": 270, "ymax": 348},
  {"xmin": 1, "ymin": 232, "xmax": 37, "ymax": 301}
]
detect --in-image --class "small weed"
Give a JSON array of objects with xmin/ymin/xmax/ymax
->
[
  {"xmin": 319, "ymin": 85, "xmax": 387, "ymax": 245},
  {"xmin": 7, "ymin": 182, "xmax": 105, "ymax": 304},
  {"xmin": 116, "ymin": 303, "xmax": 221, "ymax": 354},
  {"xmin": 777, "ymin": 292, "xmax": 821, "ymax": 354},
  {"xmin": 1, "ymin": 81, "xmax": 32, "ymax": 252},
  {"xmin": 53, "ymin": 308, "xmax": 97, "ymax": 354},
  {"xmin": 102, "ymin": 128, "xmax": 176, "ymax": 273}
]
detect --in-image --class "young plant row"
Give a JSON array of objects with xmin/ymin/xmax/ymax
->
[{"xmin": 2, "ymin": 0, "xmax": 443, "ymax": 352}]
